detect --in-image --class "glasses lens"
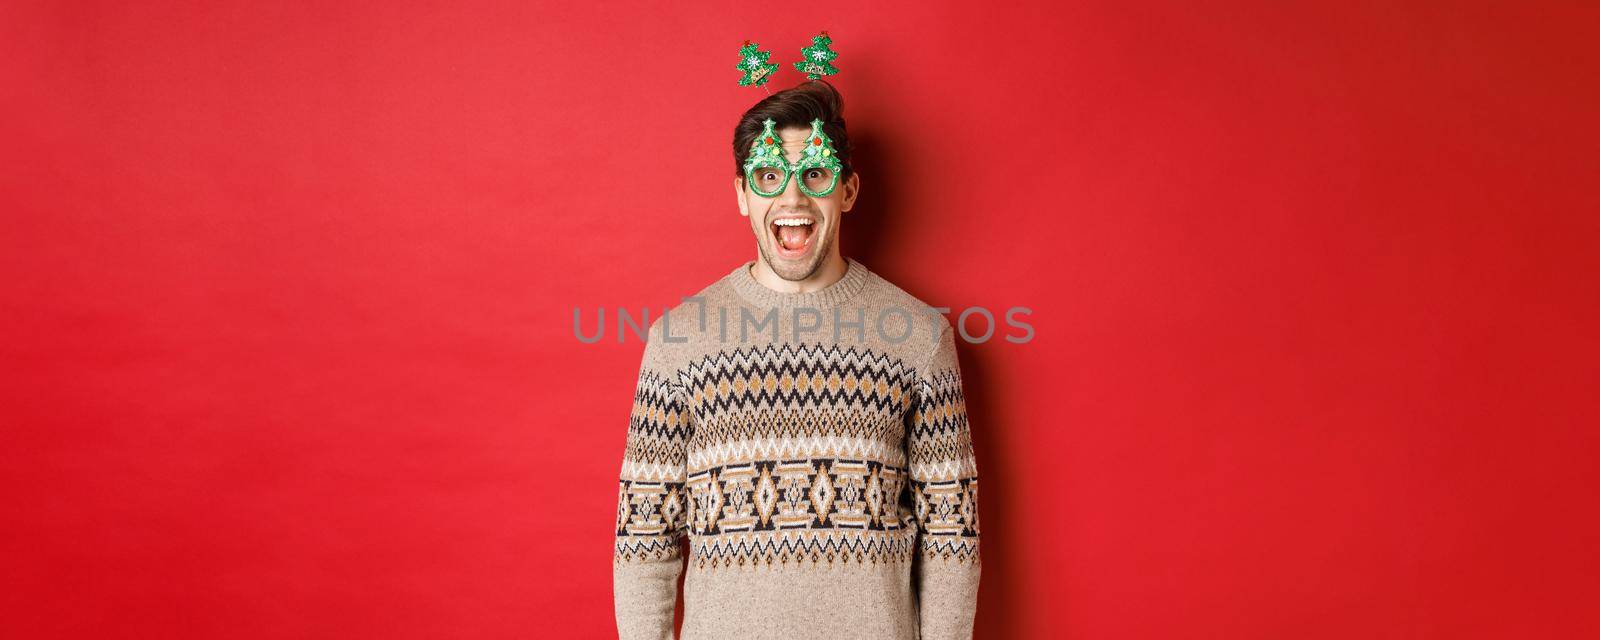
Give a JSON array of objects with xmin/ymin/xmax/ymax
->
[
  {"xmin": 748, "ymin": 165, "xmax": 787, "ymax": 196},
  {"xmin": 798, "ymin": 166, "xmax": 837, "ymax": 197}
]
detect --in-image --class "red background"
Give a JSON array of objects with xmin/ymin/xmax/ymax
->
[{"xmin": 3, "ymin": 1, "xmax": 1597, "ymax": 638}]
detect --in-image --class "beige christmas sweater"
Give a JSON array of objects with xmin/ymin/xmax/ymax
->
[{"xmin": 612, "ymin": 258, "xmax": 982, "ymax": 639}]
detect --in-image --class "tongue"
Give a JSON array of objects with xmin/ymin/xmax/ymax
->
[{"xmin": 778, "ymin": 225, "xmax": 811, "ymax": 251}]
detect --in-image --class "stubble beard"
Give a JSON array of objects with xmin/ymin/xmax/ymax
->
[{"xmin": 758, "ymin": 223, "xmax": 833, "ymax": 282}]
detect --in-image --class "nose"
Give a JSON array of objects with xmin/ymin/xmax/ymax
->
[{"xmin": 775, "ymin": 167, "xmax": 808, "ymax": 205}]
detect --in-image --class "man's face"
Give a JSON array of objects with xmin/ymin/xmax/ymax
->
[{"xmin": 735, "ymin": 125, "xmax": 860, "ymax": 281}]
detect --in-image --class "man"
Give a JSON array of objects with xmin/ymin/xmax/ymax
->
[{"xmin": 612, "ymin": 80, "xmax": 982, "ymax": 639}]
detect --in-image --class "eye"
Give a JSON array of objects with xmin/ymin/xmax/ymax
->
[{"xmin": 806, "ymin": 169, "xmax": 823, "ymax": 180}]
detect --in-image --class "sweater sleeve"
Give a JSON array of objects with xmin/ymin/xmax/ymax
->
[
  {"xmin": 612, "ymin": 344, "xmax": 691, "ymax": 640},
  {"xmin": 907, "ymin": 322, "xmax": 982, "ymax": 639}
]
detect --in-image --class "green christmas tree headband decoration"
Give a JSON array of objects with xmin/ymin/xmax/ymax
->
[
  {"xmin": 795, "ymin": 31, "xmax": 839, "ymax": 81},
  {"xmin": 736, "ymin": 32, "xmax": 843, "ymax": 198},
  {"xmin": 735, "ymin": 31, "xmax": 839, "ymax": 89},
  {"xmin": 735, "ymin": 40, "xmax": 779, "ymax": 88}
]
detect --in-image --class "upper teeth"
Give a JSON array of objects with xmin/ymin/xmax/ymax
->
[{"xmin": 774, "ymin": 219, "xmax": 812, "ymax": 226}]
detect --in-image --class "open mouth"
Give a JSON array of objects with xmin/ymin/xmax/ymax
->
[{"xmin": 770, "ymin": 216, "xmax": 816, "ymax": 258}]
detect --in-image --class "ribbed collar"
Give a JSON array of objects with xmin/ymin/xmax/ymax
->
[{"xmin": 727, "ymin": 257, "xmax": 872, "ymax": 310}]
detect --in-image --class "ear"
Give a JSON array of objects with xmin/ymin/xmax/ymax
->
[
  {"xmin": 734, "ymin": 176, "xmax": 750, "ymax": 218},
  {"xmin": 840, "ymin": 172, "xmax": 860, "ymax": 213}
]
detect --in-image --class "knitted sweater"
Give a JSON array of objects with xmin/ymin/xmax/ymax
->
[{"xmin": 612, "ymin": 257, "xmax": 982, "ymax": 639}]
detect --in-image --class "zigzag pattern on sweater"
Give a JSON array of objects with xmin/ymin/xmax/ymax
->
[
  {"xmin": 919, "ymin": 533, "xmax": 981, "ymax": 564},
  {"xmin": 615, "ymin": 532, "xmax": 682, "ymax": 563},
  {"xmin": 619, "ymin": 369, "xmax": 690, "ymax": 482},
  {"xmin": 681, "ymin": 343, "xmax": 918, "ymax": 420},
  {"xmin": 689, "ymin": 528, "xmax": 917, "ymax": 569},
  {"xmin": 908, "ymin": 370, "xmax": 978, "ymax": 481},
  {"xmin": 688, "ymin": 403, "xmax": 909, "ymax": 469}
]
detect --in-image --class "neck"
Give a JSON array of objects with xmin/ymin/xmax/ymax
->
[{"xmin": 749, "ymin": 250, "xmax": 848, "ymax": 294}]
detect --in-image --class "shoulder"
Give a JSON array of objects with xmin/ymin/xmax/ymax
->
[
  {"xmin": 638, "ymin": 265, "xmax": 743, "ymax": 369},
  {"xmin": 651, "ymin": 265, "xmax": 740, "ymax": 334},
  {"xmin": 846, "ymin": 262, "xmax": 956, "ymax": 368},
  {"xmin": 854, "ymin": 262, "xmax": 953, "ymax": 331}
]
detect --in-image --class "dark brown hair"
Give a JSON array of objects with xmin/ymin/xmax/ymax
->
[{"xmin": 733, "ymin": 80, "xmax": 852, "ymax": 182}]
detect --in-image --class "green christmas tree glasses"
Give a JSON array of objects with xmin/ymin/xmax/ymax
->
[{"xmin": 743, "ymin": 118, "xmax": 842, "ymax": 198}]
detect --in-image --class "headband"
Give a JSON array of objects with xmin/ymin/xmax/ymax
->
[{"xmin": 735, "ymin": 32, "xmax": 843, "ymax": 198}]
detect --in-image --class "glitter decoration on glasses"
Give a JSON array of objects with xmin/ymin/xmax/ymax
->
[{"xmin": 743, "ymin": 118, "xmax": 842, "ymax": 199}]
